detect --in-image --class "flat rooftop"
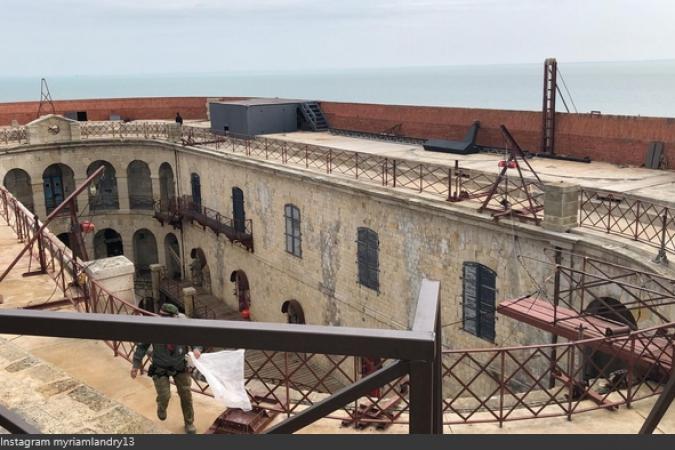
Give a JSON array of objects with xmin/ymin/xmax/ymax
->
[
  {"xmin": 261, "ymin": 130, "xmax": 675, "ymax": 206},
  {"xmin": 209, "ymin": 98, "xmax": 307, "ymax": 106}
]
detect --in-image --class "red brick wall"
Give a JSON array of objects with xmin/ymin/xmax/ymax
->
[
  {"xmin": 321, "ymin": 101, "xmax": 675, "ymax": 167},
  {"xmin": 2, "ymin": 97, "xmax": 673, "ymax": 167},
  {"xmin": 0, "ymin": 97, "xmax": 212, "ymax": 126}
]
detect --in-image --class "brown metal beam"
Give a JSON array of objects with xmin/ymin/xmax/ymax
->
[
  {"xmin": 265, "ymin": 360, "xmax": 409, "ymax": 434},
  {"xmin": 640, "ymin": 372, "xmax": 675, "ymax": 434},
  {"xmin": 0, "ymin": 309, "xmax": 435, "ymax": 360}
]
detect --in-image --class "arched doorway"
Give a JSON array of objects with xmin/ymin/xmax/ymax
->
[
  {"xmin": 43, "ymin": 163, "xmax": 76, "ymax": 214},
  {"xmin": 232, "ymin": 187, "xmax": 245, "ymax": 232},
  {"xmin": 133, "ymin": 229, "xmax": 158, "ymax": 279},
  {"xmin": 281, "ymin": 299, "xmax": 305, "ymax": 324},
  {"xmin": 230, "ymin": 270, "xmax": 251, "ymax": 313},
  {"xmin": 583, "ymin": 297, "xmax": 637, "ymax": 380},
  {"xmin": 3, "ymin": 168, "xmax": 34, "ymax": 212},
  {"xmin": 127, "ymin": 160, "xmax": 153, "ymax": 210},
  {"xmin": 56, "ymin": 233, "xmax": 71, "ymax": 250},
  {"xmin": 93, "ymin": 228, "xmax": 124, "ymax": 259},
  {"xmin": 159, "ymin": 162, "xmax": 175, "ymax": 211},
  {"xmin": 189, "ymin": 248, "xmax": 211, "ymax": 293},
  {"xmin": 87, "ymin": 161, "xmax": 119, "ymax": 211},
  {"xmin": 190, "ymin": 173, "xmax": 202, "ymax": 208},
  {"xmin": 164, "ymin": 233, "xmax": 182, "ymax": 280}
]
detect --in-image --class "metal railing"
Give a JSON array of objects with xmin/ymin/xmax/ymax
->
[
  {"xmin": 0, "ymin": 199, "xmax": 443, "ymax": 435},
  {"xmin": 154, "ymin": 196, "xmax": 254, "ymax": 252},
  {"xmin": 1, "ymin": 185, "xmax": 673, "ymax": 433},
  {"xmin": 579, "ymin": 190, "xmax": 675, "ymax": 260}
]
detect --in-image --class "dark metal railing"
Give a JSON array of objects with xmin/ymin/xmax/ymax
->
[
  {"xmin": 154, "ymin": 196, "xmax": 254, "ymax": 252},
  {"xmin": 579, "ymin": 190, "xmax": 675, "ymax": 260}
]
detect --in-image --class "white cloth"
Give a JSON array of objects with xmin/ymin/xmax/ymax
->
[{"xmin": 189, "ymin": 350, "xmax": 252, "ymax": 411}]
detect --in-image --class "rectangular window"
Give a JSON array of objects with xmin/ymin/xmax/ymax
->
[
  {"xmin": 284, "ymin": 204, "xmax": 302, "ymax": 257},
  {"xmin": 462, "ymin": 262, "xmax": 496, "ymax": 341},
  {"xmin": 357, "ymin": 227, "xmax": 379, "ymax": 292}
]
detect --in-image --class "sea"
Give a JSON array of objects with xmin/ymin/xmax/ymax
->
[{"xmin": 1, "ymin": 60, "xmax": 674, "ymax": 118}]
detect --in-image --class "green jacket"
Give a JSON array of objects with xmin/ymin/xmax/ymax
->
[{"xmin": 132, "ymin": 341, "xmax": 203, "ymax": 373}]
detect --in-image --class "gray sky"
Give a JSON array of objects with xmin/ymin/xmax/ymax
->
[{"xmin": 2, "ymin": 0, "xmax": 674, "ymax": 76}]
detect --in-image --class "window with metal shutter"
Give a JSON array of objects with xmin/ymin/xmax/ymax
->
[
  {"xmin": 284, "ymin": 204, "xmax": 302, "ymax": 257},
  {"xmin": 462, "ymin": 262, "xmax": 496, "ymax": 341},
  {"xmin": 357, "ymin": 227, "xmax": 379, "ymax": 292}
]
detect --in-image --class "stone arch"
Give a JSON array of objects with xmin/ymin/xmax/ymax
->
[
  {"xmin": 189, "ymin": 247, "xmax": 211, "ymax": 293},
  {"xmin": 127, "ymin": 160, "xmax": 153, "ymax": 210},
  {"xmin": 87, "ymin": 160, "xmax": 119, "ymax": 211},
  {"xmin": 230, "ymin": 270, "xmax": 251, "ymax": 313},
  {"xmin": 43, "ymin": 163, "xmax": 76, "ymax": 214},
  {"xmin": 164, "ymin": 232, "xmax": 182, "ymax": 280},
  {"xmin": 281, "ymin": 299, "xmax": 305, "ymax": 324},
  {"xmin": 93, "ymin": 228, "xmax": 124, "ymax": 259},
  {"xmin": 133, "ymin": 228, "xmax": 158, "ymax": 279},
  {"xmin": 3, "ymin": 169, "xmax": 34, "ymax": 212},
  {"xmin": 158, "ymin": 162, "xmax": 175, "ymax": 211},
  {"xmin": 583, "ymin": 297, "xmax": 637, "ymax": 380}
]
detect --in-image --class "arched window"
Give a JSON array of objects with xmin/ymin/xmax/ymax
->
[
  {"xmin": 133, "ymin": 229, "xmax": 158, "ymax": 279},
  {"xmin": 127, "ymin": 160, "xmax": 153, "ymax": 210},
  {"xmin": 87, "ymin": 160, "xmax": 119, "ymax": 211},
  {"xmin": 284, "ymin": 204, "xmax": 302, "ymax": 257},
  {"xmin": 357, "ymin": 227, "xmax": 379, "ymax": 292},
  {"xmin": 94, "ymin": 228, "xmax": 124, "ymax": 259},
  {"xmin": 164, "ymin": 233, "xmax": 181, "ymax": 280},
  {"xmin": 3, "ymin": 168, "xmax": 34, "ymax": 212},
  {"xmin": 281, "ymin": 300, "xmax": 305, "ymax": 324},
  {"xmin": 462, "ymin": 262, "xmax": 496, "ymax": 341},
  {"xmin": 232, "ymin": 187, "xmax": 246, "ymax": 233},
  {"xmin": 43, "ymin": 163, "xmax": 76, "ymax": 214},
  {"xmin": 159, "ymin": 162, "xmax": 175, "ymax": 211}
]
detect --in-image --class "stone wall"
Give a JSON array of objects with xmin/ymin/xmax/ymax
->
[{"xmin": 1, "ymin": 139, "xmax": 669, "ymax": 350}]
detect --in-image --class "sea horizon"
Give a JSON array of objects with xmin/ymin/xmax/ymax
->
[{"xmin": 1, "ymin": 59, "xmax": 674, "ymax": 118}]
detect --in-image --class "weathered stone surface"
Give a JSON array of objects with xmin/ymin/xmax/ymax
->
[
  {"xmin": 5, "ymin": 357, "xmax": 40, "ymax": 372},
  {"xmin": 37, "ymin": 378, "xmax": 80, "ymax": 397},
  {"xmin": 87, "ymin": 407, "xmax": 155, "ymax": 434},
  {"xmin": 67, "ymin": 385, "xmax": 115, "ymax": 412}
]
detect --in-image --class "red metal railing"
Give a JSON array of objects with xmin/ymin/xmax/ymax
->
[
  {"xmin": 2, "ymin": 186, "xmax": 675, "ymax": 428},
  {"xmin": 442, "ymin": 322, "xmax": 673, "ymax": 425}
]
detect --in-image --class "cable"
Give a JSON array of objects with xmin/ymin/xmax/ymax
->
[{"xmin": 557, "ymin": 68, "xmax": 578, "ymax": 113}]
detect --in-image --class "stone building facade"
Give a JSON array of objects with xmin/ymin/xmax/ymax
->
[{"xmin": 1, "ymin": 130, "xmax": 670, "ymax": 351}]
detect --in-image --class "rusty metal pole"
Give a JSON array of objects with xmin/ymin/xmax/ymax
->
[
  {"xmin": 655, "ymin": 210, "xmax": 669, "ymax": 264},
  {"xmin": 33, "ymin": 214, "xmax": 46, "ymax": 274},
  {"xmin": 549, "ymin": 248, "xmax": 562, "ymax": 388}
]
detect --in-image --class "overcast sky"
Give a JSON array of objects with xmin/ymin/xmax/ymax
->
[{"xmin": 2, "ymin": 0, "xmax": 674, "ymax": 76}]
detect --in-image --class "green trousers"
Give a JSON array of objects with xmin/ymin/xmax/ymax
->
[{"xmin": 152, "ymin": 371, "xmax": 194, "ymax": 425}]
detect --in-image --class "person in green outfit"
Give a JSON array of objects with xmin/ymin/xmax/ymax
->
[{"xmin": 130, "ymin": 303, "xmax": 202, "ymax": 434}]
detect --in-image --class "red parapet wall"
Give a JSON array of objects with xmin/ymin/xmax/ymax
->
[
  {"xmin": 321, "ymin": 101, "xmax": 675, "ymax": 167},
  {"xmin": 1, "ymin": 96, "xmax": 673, "ymax": 167},
  {"xmin": 0, "ymin": 97, "xmax": 214, "ymax": 126}
]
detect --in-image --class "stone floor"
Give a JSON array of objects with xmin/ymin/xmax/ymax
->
[{"xmin": 266, "ymin": 131, "xmax": 675, "ymax": 206}]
